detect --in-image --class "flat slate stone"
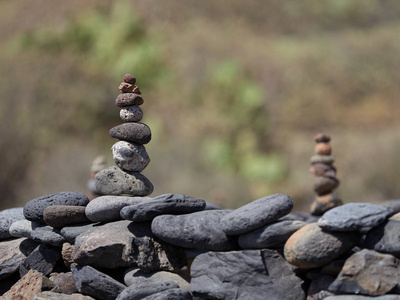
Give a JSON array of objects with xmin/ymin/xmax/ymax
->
[
  {"xmin": 112, "ymin": 141, "xmax": 150, "ymax": 172},
  {"xmin": 60, "ymin": 223, "xmax": 98, "ymax": 244},
  {"xmin": 116, "ymin": 281, "xmax": 179, "ymax": 300},
  {"xmin": 318, "ymin": 203, "xmax": 393, "ymax": 232},
  {"xmin": 116, "ymin": 93, "xmax": 144, "ymax": 107},
  {"xmin": 24, "ymin": 191, "xmax": 89, "ymax": 223},
  {"xmin": 284, "ymin": 222, "xmax": 360, "ymax": 269},
  {"xmin": 220, "ymin": 193, "xmax": 294, "ymax": 235},
  {"xmin": 124, "ymin": 268, "xmax": 190, "ymax": 290},
  {"xmin": 121, "ymin": 193, "xmax": 206, "ymax": 222},
  {"xmin": 95, "ymin": 166, "xmax": 154, "ymax": 196},
  {"xmin": 364, "ymin": 219, "xmax": 400, "ymax": 257},
  {"xmin": 110, "ymin": 122, "xmax": 151, "ymax": 145},
  {"xmin": 120, "ymin": 105, "xmax": 143, "ymax": 122},
  {"xmin": 85, "ymin": 195, "xmax": 146, "ymax": 223},
  {"xmin": 19, "ymin": 244, "xmax": 60, "ymax": 277},
  {"xmin": 151, "ymin": 210, "xmax": 238, "ymax": 251},
  {"xmin": 238, "ymin": 219, "xmax": 306, "ymax": 249},
  {"xmin": 71, "ymin": 264, "xmax": 126, "ymax": 300},
  {"xmin": 30, "ymin": 226, "xmax": 66, "ymax": 246},
  {"xmin": 141, "ymin": 288, "xmax": 193, "ymax": 300},
  {"xmin": 43, "ymin": 205, "xmax": 89, "ymax": 228}
]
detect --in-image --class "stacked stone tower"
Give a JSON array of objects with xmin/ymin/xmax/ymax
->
[
  {"xmin": 94, "ymin": 74, "xmax": 154, "ymax": 197},
  {"xmin": 309, "ymin": 133, "xmax": 343, "ymax": 215}
]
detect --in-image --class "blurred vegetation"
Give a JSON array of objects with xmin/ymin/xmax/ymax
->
[{"xmin": 0, "ymin": 0, "xmax": 400, "ymax": 210}]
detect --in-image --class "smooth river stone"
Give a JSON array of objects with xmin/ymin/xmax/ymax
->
[
  {"xmin": 112, "ymin": 141, "xmax": 150, "ymax": 172},
  {"xmin": 364, "ymin": 219, "xmax": 400, "ymax": 257},
  {"xmin": 23, "ymin": 192, "xmax": 89, "ymax": 223},
  {"xmin": 0, "ymin": 207, "xmax": 25, "ymax": 240},
  {"xmin": 151, "ymin": 210, "xmax": 238, "ymax": 251},
  {"xmin": 238, "ymin": 219, "xmax": 306, "ymax": 249},
  {"xmin": 220, "ymin": 193, "xmax": 294, "ymax": 235},
  {"xmin": 109, "ymin": 123, "xmax": 151, "ymax": 145},
  {"xmin": 85, "ymin": 195, "xmax": 147, "ymax": 223},
  {"xmin": 115, "ymin": 93, "xmax": 144, "ymax": 107},
  {"xmin": 9, "ymin": 219, "xmax": 42, "ymax": 239},
  {"xmin": 43, "ymin": 205, "xmax": 89, "ymax": 228},
  {"xmin": 120, "ymin": 105, "xmax": 143, "ymax": 122},
  {"xmin": 121, "ymin": 193, "xmax": 206, "ymax": 222},
  {"xmin": 284, "ymin": 222, "xmax": 360, "ymax": 269},
  {"xmin": 317, "ymin": 203, "xmax": 393, "ymax": 232},
  {"xmin": 60, "ymin": 223, "xmax": 98, "ymax": 244},
  {"xmin": 95, "ymin": 166, "xmax": 154, "ymax": 196}
]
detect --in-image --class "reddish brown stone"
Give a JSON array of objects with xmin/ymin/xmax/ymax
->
[
  {"xmin": 123, "ymin": 74, "xmax": 136, "ymax": 85},
  {"xmin": 315, "ymin": 143, "xmax": 332, "ymax": 155},
  {"xmin": 43, "ymin": 205, "xmax": 88, "ymax": 228},
  {"xmin": 313, "ymin": 176, "xmax": 339, "ymax": 195},
  {"xmin": 118, "ymin": 82, "xmax": 141, "ymax": 94},
  {"xmin": 314, "ymin": 133, "xmax": 331, "ymax": 143}
]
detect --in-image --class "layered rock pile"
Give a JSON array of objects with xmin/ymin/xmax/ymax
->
[{"xmin": 309, "ymin": 133, "xmax": 343, "ymax": 216}]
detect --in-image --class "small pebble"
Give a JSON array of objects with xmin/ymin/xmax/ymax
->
[
  {"xmin": 123, "ymin": 74, "xmax": 136, "ymax": 85},
  {"xmin": 315, "ymin": 143, "xmax": 332, "ymax": 155},
  {"xmin": 313, "ymin": 176, "xmax": 339, "ymax": 195},
  {"xmin": 314, "ymin": 133, "xmax": 331, "ymax": 143},
  {"xmin": 120, "ymin": 106, "xmax": 143, "ymax": 122}
]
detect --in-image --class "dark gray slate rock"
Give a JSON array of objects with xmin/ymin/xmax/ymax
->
[
  {"xmin": 95, "ymin": 166, "xmax": 154, "ymax": 196},
  {"xmin": 220, "ymin": 193, "xmax": 294, "ymax": 235},
  {"xmin": 329, "ymin": 249, "xmax": 400, "ymax": 296},
  {"xmin": 0, "ymin": 272, "xmax": 20, "ymax": 296},
  {"xmin": 116, "ymin": 281, "xmax": 179, "ymax": 300},
  {"xmin": 124, "ymin": 268, "xmax": 190, "ymax": 290},
  {"xmin": 383, "ymin": 199, "xmax": 400, "ymax": 214},
  {"xmin": 30, "ymin": 226, "xmax": 66, "ymax": 246},
  {"xmin": 190, "ymin": 250, "xmax": 287, "ymax": 300},
  {"xmin": 71, "ymin": 264, "xmax": 126, "ymax": 300},
  {"xmin": 238, "ymin": 219, "xmax": 306, "ymax": 249},
  {"xmin": 112, "ymin": 141, "xmax": 150, "ymax": 172},
  {"xmin": 110, "ymin": 122, "xmax": 151, "ymax": 145},
  {"xmin": 116, "ymin": 93, "xmax": 144, "ymax": 107},
  {"xmin": 284, "ymin": 223, "xmax": 360, "ymax": 269},
  {"xmin": 364, "ymin": 219, "xmax": 400, "ymax": 257},
  {"xmin": 0, "ymin": 207, "xmax": 25, "ymax": 240},
  {"xmin": 0, "ymin": 237, "xmax": 38, "ymax": 280},
  {"xmin": 60, "ymin": 223, "xmax": 98, "ymax": 244},
  {"xmin": 141, "ymin": 288, "xmax": 193, "ymax": 300},
  {"xmin": 19, "ymin": 244, "xmax": 60, "ymax": 277},
  {"xmin": 120, "ymin": 105, "xmax": 143, "ymax": 122},
  {"xmin": 121, "ymin": 194, "xmax": 206, "ymax": 222},
  {"xmin": 85, "ymin": 196, "xmax": 146, "ymax": 223},
  {"xmin": 325, "ymin": 296, "xmax": 400, "ymax": 300},
  {"xmin": 151, "ymin": 210, "xmax": 238, "ymax": 251},
  {"xmin": 318, "ymin": 203, "xmax": 393, "ymax": 232},
  {"xmin": 307, "ymin": 274, "xmax": 336, "ymax": 300},
  {"xmin": 43, "ymin": 205, "xmax": 89, "ymax": 228},
  {"xmin": 24, "ymin": 191, "xmax": 89, "ymax": 223}
]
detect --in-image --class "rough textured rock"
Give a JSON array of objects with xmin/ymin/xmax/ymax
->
[
  {"xmin": 151, "ymin": 210, "xmax": 238, "ymax": 251},
  {"xmin": 61, "ymin": 242, "xmax": 74, "ymax": 269},
  {"xmin": 124, "ymin": 268, "xmax": 190, "ymax": 290},
  {"xmin": 33, "ymin": 291, "xmax": 95, "ymax": 300},
  {"xmin": 121, "ymin": 193, "xmax": 206, "ymax": 222},
  {"xmin": 116, "ymin": 281, "xmax": 179, "ymax": 300},
  {"xmin": 71, "ymin": 264, "xmax": 126, "ymax": 300},
  {"xmin": 0, "ymin": 237, "xmax": 38, "ymax": 280},
  {"xmin": 0, "ymin": 207, "xmax": 25, "ymax": 240},
  {"xmin": 49, "ymin": 272, "xmax": 78, "ymax": 294},
  {"xmin": 318, "ymin": 203, "xmax": 393, "ymax": 232},
  {"xmin": 284, "ymin": 222, "xmax": 360, "ymax": 269},
  {"xmin": 30, "ymin": 226, "xmax": 66, "ymax": 246},
  {"xmin": 85, "ymin": 196, "xmax": 146, "ymax": 223},
  {"xmin": 95, "ymin": 166, "xmax": 154, "ymax": 196},
  {"xmin": 43, "ymin": 205, "xmax": 89, "ymax": 228},
  {"xmin": 9, "ymin": 219, "xmax": 43, "ymax": 239},
  {"xmin": 112, "ymin": 141, "xmax": 150, "ymax": 172},
  {"xmin": 364, "ymin": 219, "xmax": 400, "ymax": 257},
  {"xmin": 24, "ymin": 192, "xmax": 89, "ymax": 223},
  {"xmin": 238, "ymin": 219, "xmax": 306, "ymax": 249},
  {"xmin": 60, "ymin": 223, "xmax": 98, "ymax": 244},
  {"xmin": 115, "ymin": 93, "xmax": 144, "ymax": 107},
  {"xmin": 19, "ymin": 244, "xmax": 60, "ymax": 277},
  {"xmin": 190, "ymin": 250, "xmax": 287, "ymax": 300},
  {"xmin": 141, "ymin": 288, "xmax": 193, "ymax": 300},
  {"xmin": 110, "ymin": 123, "xmax": 152, "ymax": 145},
  {"xmin": 220, "ymin": 193, "xmax": 294, "ymax": 235},
  {"xmin": 120, "ymin": 106, "xmax": 143, "ymax": 122},
  {"xmin": 329, "ymin": 249, "xmax": 400, "ymax": 296}
]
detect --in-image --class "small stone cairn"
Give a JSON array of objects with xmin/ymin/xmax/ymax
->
[{"xmin": 309, "ymin": 133, "xmax": 343, "ymax": 216}]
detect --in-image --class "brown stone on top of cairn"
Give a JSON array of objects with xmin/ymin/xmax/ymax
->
[
  {"xmin": 124, "ymin": 73, "xmax": 136, "ymax": 85},
  {"xmin": 118, "ymin": 82, "xmax": 141, "ymax": 94},
  {"xmin": 310, "ymin": 133, "xmax": 342, "ymax": 216}
]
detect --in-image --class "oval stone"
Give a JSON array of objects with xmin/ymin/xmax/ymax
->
[
  {"xmin": 220, "ymin": 194, "xmax": 294, "ymax": 235},
  {"xmin": 313, "ymin": 176, "xmax": 339, "ymax": 195},
  {"xmin": 111, "ymin": 141, "xmax": 150, "ymax": 172},
  {"xmin": 284, "ymin": 223, "xmax": 360, "ymax": 269},
  {"xmin": 364, "ymin": 219, "xmax": 400, "ymax": 257},
  {"xmin": 23, "ymin": 192, "xmax": 89, "ymax": 223},
  {"xmin": 120, "ymin": 106, "xmax": 143, "ymax": 122},
  {"xmin": 115, "ymin": 93, "xmax": 144, "ymax": 107},
  {"xmin": 43, "ymin": 205, "xmax": 89, "ymax": 228},
  {"xmin": 109, "ymin": 123, "xmax": 151, "ymax": 145}
]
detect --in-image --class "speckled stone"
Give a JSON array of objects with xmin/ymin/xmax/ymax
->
[
  {"xmin": 23, "ymin": 192, "xmax": 89, "ymax": 223},
  {"xmin": 109, "ymin": 123, "xmax": 151, "ymax": 145},
  {"xmin": 43, "ymin": 205, "xmax": 89, "ymax": 228},
  {"xmin": 284, "ymin": 223, "xmax": 360, "ymax": 269},
  {"xmin": 94, "ymin": 166, "xmax": 154, "ymax": 196},
  {"xmin": 112, "ymin": 141, "xmax": 150, "ymax": 172},
  {"xmin": 116, "ymin": 93, "xmax": 144, "ymax": 107},
  {"xmin": 313, "ymin": 176, "xmax": 339, "ymax": 195},
  {"xmin": 317, "ymin": 203, "xmax": 393, "ymax": 232},
  {"xmin": 30, "ymin": 226, "xmax": 66, "ymax": 246},
  {"xmin": 120, "ymin": 106, "xmax": 143, "ymax": 122},
  {"xmin": 220, "ymin": 194, "xmax": 294, "ymax": 235}
]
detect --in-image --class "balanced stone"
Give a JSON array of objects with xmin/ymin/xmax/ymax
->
[
  {"xmin": 310, "ymin": 155, "xmax": 334, "ymax": 165},
  {"xmin": 151, "ymin": 210, "xmax": 238, "ymax": 251},
  {"xmin": 313, "ymin": 176, "xmax": 339, "ymax": 195},
  {"xmin": 124, "ymin": 74, "xmax": 136, "ymax": 84},
  {"xmin": 364, "ymin": 219, "xmax": 400, "ymax": 257},
  {"xmin": 85, "ymin": 195, "xmax": 147, "ymax": 223},
  {"xmin": 311, "ymin": 193, "xmax": 343, "ymax": 216},
  {"xmin": 116, "ymin": 93, "xmax": 144, "ymax": 107},
  {"xmin": 95, "ymin": 166, "xmax": 154, "ymax": 196},
  {"xmin": 120, "ymin": 106, "xmax": 143, "ymax": 122},
  {"xmin": 23, "ymin": 191, "xmax": 89, "ymax": 223},
  {"xmin": 121, "ymin": 193, "xmax": 206, "ymax": 222},
  {"xmin": 284, "ymin": 223, "xmax": 360, "ymax": 269},
  {"xmin": 316, "ymin": 143, "xmax": 332, "ymax": 155},
  {"xmin": 238, "ymin": 219, "xmax": 306, "ymax": 249},
  {"xmin": 309, "ymin": 163, "xmax": 336, "ymax": 177},
  {"xmin": 116, "ymin": 281, "xmax": 179, "ymax": 300},
  {"xmin": 112, "ymin": 141, "xmax": 150, "ymax": 172},
  {"xmin": 317, "ymin": 203, "xmax": 393, "ymax": 232},
  {"xmin": 43, "ymin": 205, "xmax": 89, "ymax": 228},
  {"xmin": 109, "ymin": 123, "xmax": 151, "ymax": 145},
  {"xmin": 220, "ymin": 193, "xmax": 293, "ymax": 235}
]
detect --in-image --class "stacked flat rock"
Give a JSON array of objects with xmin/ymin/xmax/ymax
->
[
  {"xmin": 309, "ymin": 133, "xmax": 343, "ymax": 216},
  {"xmin": 94, "ymin": 74, "xmax": 154, "ymax": 197}
]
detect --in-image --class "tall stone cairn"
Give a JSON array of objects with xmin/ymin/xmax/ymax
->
[
  {"xmin": 309, "ymin": 133, "xmax": 343, "ymax": 215},
  {"xmin": 94, "ymin": 74, "xmax": 154, "ymax": 197}
]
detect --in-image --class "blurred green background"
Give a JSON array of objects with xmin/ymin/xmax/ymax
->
[{"xmin": 1, "ymin": 0, "xmax": 400, "ymax": 211}]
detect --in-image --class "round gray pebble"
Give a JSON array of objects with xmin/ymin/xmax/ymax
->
[
  {"xmin": 111, "ymin": 141, "xmax": 150, "ymax": 172},
  {"xmin": 120, "ymin": 105, "xmax": 143, "ymax": 122}
]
